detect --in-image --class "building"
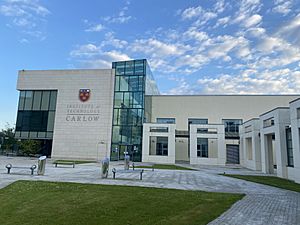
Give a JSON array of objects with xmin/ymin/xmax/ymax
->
[
  {"xmin": 240, "ymin": 99, "xmax": 300, "ymax": 183},
  {"xmin": 15, "ymin": 59, "xmax": 300, "ymax": 183}
]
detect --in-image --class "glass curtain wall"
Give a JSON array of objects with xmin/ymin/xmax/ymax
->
[
  {"xmin": 111, "ymin": 59, "xmax": 151, "ymax": 161},
  {"xmin": 15, "ymin": 90, "xmax": 57, "ymax": 139}
]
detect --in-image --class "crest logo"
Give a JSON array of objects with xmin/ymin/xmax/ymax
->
[{"xmin": 79, "ymin": 89, "xmax": 90, "ymax": 102}]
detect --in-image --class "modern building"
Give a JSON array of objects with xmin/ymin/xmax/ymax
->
[
  {"xmin": 240, "ymin": 99, "xmax": 300, "ymax": 184},
  {"xmin": 14, "ymin": 59, "xmax": 300, "ymax": 183}
]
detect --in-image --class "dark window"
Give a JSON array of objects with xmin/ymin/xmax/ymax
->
[
  {"xmin": 157, "ymin": 118, "xmax": 176, "ymax": 124},
  {"xmin": 197, "ymin": 138, "xmax": 208, "ymax": 157},
  {"xmin": 16, "ymin": 111, "xmax": 48, "ymax": 132},
  {"xmin": 286, "ymin": 128, "xmax": 294, "ymax": 167},
  {"xmin": 150, "ymin": 127, "xmax": 169, "ymax": 133},
  {"xmin": 15, "ymin": 90, "xmax": 57, "ymax": 139},
  {"xmin": 223, "ymin": 119, "xmax": 242, "ymax": 138},
  {"xmin": 32, "ymin": 91, "xmax": 42, "ymax": 110}
]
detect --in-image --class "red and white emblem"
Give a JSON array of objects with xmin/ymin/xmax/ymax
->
[{"xmin": 79, "ymin": 89, "xmax": 90, "ymax": 102}]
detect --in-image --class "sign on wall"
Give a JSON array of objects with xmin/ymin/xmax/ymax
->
[{"xmin": 65, "ymin": 89, "xmax": 100, "ymax": 122}]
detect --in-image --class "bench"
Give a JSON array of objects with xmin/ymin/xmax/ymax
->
[
  {"xmin": 54, "ymin": 161, "xmax": 75, "ymax": 168},
  {"xmin": 112, "ymin": 168, "xmax": 144, "ymax": 180},
  {"xmin": 5, "ymin": 163, "xmax": 37, "ymax": 175},
  {"xmin": 132, "ymin": 163, "xmax": 154, "ymax": 171}
]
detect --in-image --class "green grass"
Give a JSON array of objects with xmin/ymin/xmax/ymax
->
[
  {"xmin": 224, "ymin": 174, "xmax": 300, "ymax": 193},
  {"xmin": 134, "ymin": 164, "xmax": 195, "ymax": 171},
  {"xmin": 53, "ymin": 160, "xmax": 96, "ymax": 165},
  {"xmin": 0, "ymin": 181, "xmax": 243, "ymax": 225}
]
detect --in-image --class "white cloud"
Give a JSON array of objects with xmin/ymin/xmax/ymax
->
[
  {"xmin": 0, "ymin": 0, "xmax": 50, "ymax": 39},
  {"xmin": 70, "ymin": 44, "xmax": 100, "ymax": 58},
  {"xmin": 184, "ymin": 27, "xmax": 209, "ymax": 42},
  {"xmin": 103, "ymin": 2, "xmax": 132, "ymax": 24},
  {"xmin": 276, "ymin": 13, "xmax": 300, "ymax": 44},
  {"xmin": 214, "ymin": 16, "xmax": 230, "ymax": 28},
  {"xmin": 100, "ymin": 32, "xmax": 128, "ymax": 49},
  {"xmin": 232, "ymin": 0, "xmax": 262, "ymax": 26},
  {"xmin": 246, "ymin": 27, "xmax": 265, "ymax": 37},
  {"xmin": 273, "ymin": 0, "xmax": 292, "ymax": 15},
  {"xmin": 85, "ymin": 24, "xmax": 104, "ymax": 32},
  {"xmin": 181, "ymin": 6, "xmax": 203, "ymax": 20},
  {"xmin": 197, "ymin": 68, "xmax": 300, "ymax": 94},
  {"xmin": 214, "ymin": 0, "xmax": 226, "ymax": 13},
  {"xmin": 243, "ymin": 14, "xmax": 262, "ymax": 27},
  {"xmin": 131, "ymin": 38, "xmax": 188, "ymax": 57}
]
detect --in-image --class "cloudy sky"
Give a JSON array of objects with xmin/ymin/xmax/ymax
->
[{"xmin": 0, "ymin": 0, "xmax": 300, "ymax": 128}]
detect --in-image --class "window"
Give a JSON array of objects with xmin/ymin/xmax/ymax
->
[
  {"xmin": 188, "ymin": 118, "xmax": 208, "ymax": 125},
  {"xmin": 156, "ymin": 118, "xmax": 175, "ymax": 124},
  {"xmin": 150, "ymin": 127, "xmax": 168, "ymax": 133},
  {"xmin": 32, "ymin": 91, "xmax": 42, "ymax": 110},
  {"xmin": 297, "ymin": 108, "xmax": 300, "ymax": 119},
  {"xmin": 286, "ymin": 128, "xmax": 294, "ymax": 167},
  {"xmin": 15, "ymin": 90, "xmax": 57, "ymax": 139},
  {"xmin": 223, "ymin": 119, "xmax": 242, "ymax": 138},
  {"xmin": 263, "ymin": 117, "xmax": 275, "ymax": 128},
  {"xmin": 24, "ymin": 91, "xmax": 33, "ymax": 110},
  {"xmin": 223, "ymin": 119, "xmax": 242, "ymax": 132},
  {"xmin": 197, "ymin": 138, "xmax": 208, "ymax": 157},
  {"xmin": 149, "ymin": 136, "xmax": 168, "ymax": 156},
  {"xmin": 189, "ymin": 118, "xmax": 208, "ymax": 132}
]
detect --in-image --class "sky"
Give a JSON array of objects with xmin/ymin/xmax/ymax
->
[{"xmin": 0, "ymin": 0, "xmax": 300, "ymax": 129}]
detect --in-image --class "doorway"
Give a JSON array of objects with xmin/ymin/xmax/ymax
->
[{"xmin": 226, "ymin": 144, "xmax": 240, "ymax": 164}]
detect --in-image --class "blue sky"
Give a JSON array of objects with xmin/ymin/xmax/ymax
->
[{"xmin": 0, "ymin": 0, "xmax": 300, "ymax": 129}]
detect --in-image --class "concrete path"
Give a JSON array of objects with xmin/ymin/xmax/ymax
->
[{"xmin": 0, "ymin": 156, "xmax": 299, "ymax": 225}]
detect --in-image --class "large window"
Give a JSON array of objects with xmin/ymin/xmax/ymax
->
[
  {"xmin": 222, "ymin": 119, "xmax": 242, "ymax": 138},
  {"xmin": 197, "ymin": 138, "xmax": 208, "ymax": 157},
  {"xmin": 286, "ymin": 128, "xmax": 294, "ymax": 167},
  {"xmin": 15, "ymin": 90, "xmax": 57, "ymax": 139}
]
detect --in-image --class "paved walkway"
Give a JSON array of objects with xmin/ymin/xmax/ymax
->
[{"xmin": 0, "ymin": 156, "xmax": 299, "ymax": 224}]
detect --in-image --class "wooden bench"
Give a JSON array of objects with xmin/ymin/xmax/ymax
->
[
  {"xmin": 5, "ymin": 163, "xmax": 37, "ymax": 175},
  {"xmin": 112, "ymin": 168, "xmax": 144, "ymax": 180},
  {"xmin": 132, "ymin": 163, "xmax": 155, "ymax": 171},
  {"xmin": 54, "ymin": 161, "xmax": 75, "ymax": 168}
]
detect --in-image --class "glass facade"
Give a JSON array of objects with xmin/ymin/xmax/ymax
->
[
  {"xmin": 15, "ymin": 90, "xmax": 57, "ymax": 139},
  {"xmin": 110, "ymin": 59, "xmax": 159, "ymax": 161},
  {"xmin": 222, "ymin": 119, "xmax": 242, "ymax": 139}
]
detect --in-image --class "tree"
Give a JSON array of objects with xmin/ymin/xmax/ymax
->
[
  {"xmin": 0, "ymin": 123, "xmax": 17, "ymax": 151},
  {"xmin": 19, "ymin": 139, "xmax": 41, "ymax": 156}
]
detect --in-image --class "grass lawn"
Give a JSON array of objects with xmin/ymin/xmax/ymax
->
[
  {"xmin": 134, "ymin": 164, "xmax": 195, "ymax": 171},
  {"xmin": 53, "ymin": 160, "xmax": 96, "ymax": 165},
  {"xmin": 0, "ymin": 181, "xmax": 243, "ymax": 225},
  {"xmin": 224, "ymin": 174, "xmax": 300, "ymax": 193}
]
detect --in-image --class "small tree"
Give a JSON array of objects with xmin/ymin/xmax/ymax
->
[
  {"xmin": 1, "ymin": 123, "xmax": 17, "ymax": 151},
  {"xmin": 19, "ymin": 140, "xmax": 41, "ymax": 156}
]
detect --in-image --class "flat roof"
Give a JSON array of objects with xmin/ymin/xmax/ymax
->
[
  {"xmin": 259, "ymin": 107, "xmax": 290, "ymax": 117},
  {"xmin": 289, "ymin": 98, "xmax": 300, "ymax": 104}
]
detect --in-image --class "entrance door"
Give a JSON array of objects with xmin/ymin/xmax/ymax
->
[
  {"xmin": 226, "ymin": 144, "xmax": 240, "ymax": 164},
  {"xmin": 118, "ymin": 145, "xmax": 127, "ymax": 160}
]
